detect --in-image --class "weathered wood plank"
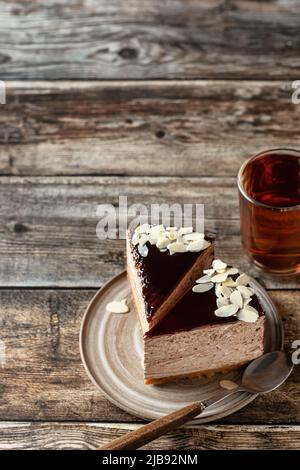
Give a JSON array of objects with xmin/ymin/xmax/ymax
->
[
  {"xmin": 0, "ymin": 81, "xmax": 299, "ymax": 177},
  {"xmin": 0, "ymin": 289, "xmax": 130, "ymax": 422},
  {"xmin": 0, "ymin": 176, "xmax": 299, "ymax": 288},
  {"xmin": 0, "ymin": 289, "xmax": 299, "ymax": 423},
  {"xmin": 0, "ymin": 1, "xmax": 300, "ymax": 80},
  {"xmin": 0, "ymin": 422, "xmax": 300, "ymax": 450}
]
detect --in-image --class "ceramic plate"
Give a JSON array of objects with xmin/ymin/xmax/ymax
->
[{"xmin": 80, "ymin": 271, "xmax": 283, "ymax": 423}]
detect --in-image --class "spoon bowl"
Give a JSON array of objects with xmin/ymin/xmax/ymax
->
[
  {"xmin": 202, "ymin": 350, "xmax": 294, "ymax": 410},
  {"xmin": 241, "ymin": 350, "xmax": 294, "ymax": 393}
]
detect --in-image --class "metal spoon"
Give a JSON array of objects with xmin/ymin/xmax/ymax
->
[
  {"xmin": 204, "ymin": 350, "xmax": 294, "ymax": 409},
  {"xmin": 99, "ymin": 351, "xmax": 294, "ymax": 450}
]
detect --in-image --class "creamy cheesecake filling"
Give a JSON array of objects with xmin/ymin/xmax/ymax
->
[{"xmin": 144, "ymin": 316, "xmax": 265, "ymax": 383}]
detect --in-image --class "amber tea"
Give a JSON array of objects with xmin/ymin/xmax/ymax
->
[{"xmin": 238, "ymin": 149, "xmax": 300, "ymax": 275}]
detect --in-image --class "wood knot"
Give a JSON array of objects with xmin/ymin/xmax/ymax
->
[
  {"xmin": 50, "ymin": 313, "xmax": 60, "ymax": 327},
  {"xmin": 14, "ymin": 223, "xmax": 28, "ymax": 233},
  {"xmin": 0, "ymin": 53, "xmax": 10, "ymax": 64},
  {"xmin": 155, "ymin": 130, "xmax": 165, "ymax": 139},
  {"xmin": 118, "ymin": 48, "xmax": 138, "ymax": 59}
]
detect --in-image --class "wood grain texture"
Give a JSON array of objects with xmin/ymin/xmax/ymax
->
[
  {"xmin": 0, "ymin": 422, "xmax": 300, "ymax": 450},
  {"xmin": 99, "ymin": 403, "xmax": 205, "ymax": 450},
  {"xmin": 1, "ymin": 0, "xmax": 299, "ymax": 450},
  {"xmin": 0, "ymin": 289, "xmax": 299, "ymax": 424},
  {"xmin": 0, "ymin": 175, "xmax": 299, "ymax": 288},
  {"xmin": 0, "ymin": 81, "xmax": 300, "ymax": 177},
  {"xmin": 0, "ymin": 1, "xmax": 300, "ymax": 80}
]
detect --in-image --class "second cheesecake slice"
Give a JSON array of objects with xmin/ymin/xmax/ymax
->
[{"xmin": 127, "ymin": 224, "xmax": 214, "ymax": 334}]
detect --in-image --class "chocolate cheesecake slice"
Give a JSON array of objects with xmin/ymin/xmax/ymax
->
[
  {"xmin": 144, "ymin": 285, "xmax": 265, "ymax": 384},
  {"xmin": 142, "ymin": 260, "xmax": 266, "ymax": 384},
  {"xmin": 127, "ymin": 225, "xmax": 214, "ymax": 333}
]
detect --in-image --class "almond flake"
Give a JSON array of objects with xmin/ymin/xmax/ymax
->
[
  {"xmin": 196, "ymin": 274, "xmax": 212, "ymax": 284},
  {"xmin": 136, "ymin": 223, "xmax": 150, "ymax": 234},
  {"xmin": 236, "ymin": 273, "xmax": 250, "ymax": 286},
  {"xmin": 187, "ymin": 239, "xmax": 211, "ymax": 252},
  {"xmin": 216, "ymin": 267, "xmax": 227, "ymax": 274},
  {"xmin": 156, "ymin": 236, "xmax": 170, "ymax": 249},
  {"xmin": 167, "ymin": 241, "xmax": 186, "ymax": 254},
  {"xmin": 211, "ymin": 272, "xmax": 228, "ymax": 283},
  {"xmin": 244, "ymin": 305, "xmax": 259, "ymax": 315},
  {"xmin": 226, "ymin": 268, "xmax": 239, "ymax": 276},
  {"xmin": 223, "ymin": 277, "xmax": 236, "ymax": 287},
  {"xmin": 132, "ymin": 232, "xmax": 140, "ymax": 246},
  {"xmin": 214, "ymin": 303, "xmax": 239, "ymax": 317},
  {"xmin": 217, "ymin": 297, "xmax": 229, "ymax": 308},
  {"xmin": 220, "ymin": 285, "xmax": 232, "ymax": 298},
  {"xmin": 203, "ymin": 268, "xmax": 215, "ymax": 276},
  {"xmin": 168, "ymin": 231, "xmax": 177, "ymax": 241},
  {"xmin": 219, "ymin": 380, "xmax": 239, "ymax": 390},
  {"xmin": 230, "ymin": 290, "xmax": 243, "ymax": 309},
  {"xmin": 237, "ymin": 285, "xmax": 253, "ymax": 298},
  {"xmin": 178, "ymin": 227, "xmax": 193, "ymax": 236},
  {"xmin": 139, "ymin": 234, "xmax": 149, "ymax": 246},
  {"xmin": 237, "ymin": 307, "xmax": 259, "ymax": 323},
  {"xmin": 192, "ymin": 282, "xmax": 214, "ymax": 293},
  {"xmin": 106, "ymin": 299, "xmax": 129, "ymax": 314},
  {"xmin": 149, "ymin": 225, "xmax": 164, "ymax": 244},
  {"xmin": 150, "ymin": 224, "xmax": 164, "ymax": 232},
  {"xmin": 137, "ymin": 244, "xmax": 149, "ymax": 257},
  {"xmin": 183, "ymin": 232, "xmax": 205, "ymax": 242},
  {"xmin": 215, "ymin": 284, "xmax": 222, "ymax": 297},
  {"xmin": 213, "ymin": 259, "xmax": 227, "ymax": 271},
  {"xmin": 149, "ymin": 234, "xmax": 158, "ymax": 245}
]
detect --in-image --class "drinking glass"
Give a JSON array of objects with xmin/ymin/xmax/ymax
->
[{"xmin": 238, "ymin": 149, "xmax": 300, "ymax": 275}]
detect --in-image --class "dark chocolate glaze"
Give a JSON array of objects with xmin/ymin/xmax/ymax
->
[
  {"xmin": 131, "ymin": 241, "xmax": 200, "ymax": 319},
  {"xmin": 146, "ymin": 286, "xmax": 264, "ymax": 338},
  {"xmin": 130, "ymin": 230, "xmax": 264, "ymax": 339}
]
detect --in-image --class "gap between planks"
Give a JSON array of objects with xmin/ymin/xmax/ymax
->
[{"xmin": 0, "ymin": 422, "xmax": 300, "ymax": 450}]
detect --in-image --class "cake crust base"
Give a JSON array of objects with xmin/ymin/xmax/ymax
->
[{"xmin": 144, "ymin": 361, "xmax": 249, "ymax": 385}]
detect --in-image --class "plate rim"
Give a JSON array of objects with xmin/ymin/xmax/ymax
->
[{"xmin": 79, "ymin": 270, "xmax": 284, "ymax": 423}]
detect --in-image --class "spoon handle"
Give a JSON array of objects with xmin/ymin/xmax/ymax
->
[
  {"xmin": 98, "ymin": 402, "xmax": 205, "ymax": 450},
  {"xmin": 202, "ymin": 388, "xmax": 243, "ymax": 409}
]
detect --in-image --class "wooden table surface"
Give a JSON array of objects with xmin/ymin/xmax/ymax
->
[{"xmin": 0, "ymin": 0, "xmax": 300, "ymax": 450}]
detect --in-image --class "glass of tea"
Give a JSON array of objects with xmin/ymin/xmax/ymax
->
[{"xmin": 238, "ymin": 149, "xmax": 300, "ymax": 275}]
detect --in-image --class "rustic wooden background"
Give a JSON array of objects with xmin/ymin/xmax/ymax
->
[{"xmin": 0, "ymin": 0, "xmax": 300, "ymax": 450}]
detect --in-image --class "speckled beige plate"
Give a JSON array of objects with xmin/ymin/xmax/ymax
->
[{"xmin": 80, "ymin": 271, "xmax": 283, "ymax": 423}]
